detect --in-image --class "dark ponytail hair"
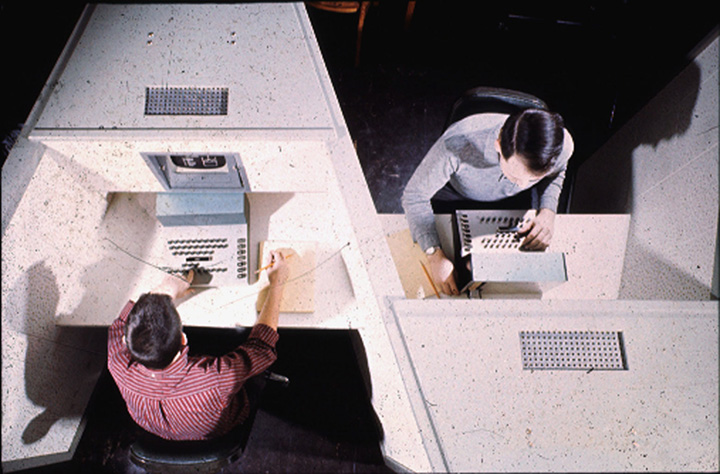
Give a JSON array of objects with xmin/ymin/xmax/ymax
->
[{"xmin": 499, "ymin": 109, "xmax": 564, "ymax": 173}]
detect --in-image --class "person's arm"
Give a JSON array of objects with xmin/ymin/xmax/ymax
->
[
  {"xmin": 150, "ymin": 270, "xmax": 194, "ymax": 301},
  {"xmin": 108, "ymin": 301, "xmax": 133, "ymax": 354},
  {"xmin": 402, "ymin": 138, "xmax": 462, "ymax": 295},
  {"xmin": 207, "ymin": 251, "xmax": 288, "ymax": 395},
  {"xmin": 401, "ymin": 138, "xmax": 458, "ymax": 251},
  {"xmin": 256, "ymin": 250, "xmax": 288, "ymax": 331}
]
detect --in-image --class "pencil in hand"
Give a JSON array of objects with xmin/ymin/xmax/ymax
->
[
  {"xmin": 420, "ymin": 261, "xmax": 441, "ymax": 299},
  {"xmin": 256, "ymin": 253, "xmax": 293, "ymax": 274}
]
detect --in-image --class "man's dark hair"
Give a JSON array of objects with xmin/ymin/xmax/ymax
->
[
  {"xmin": 499, "ymin": 109, "xmax": 565, "ymax": 173},
  {"xmin": 125, "ymin": 293, "xmax": 183, "ymax": 369}
]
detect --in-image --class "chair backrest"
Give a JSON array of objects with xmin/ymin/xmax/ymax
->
[
  {"xmin": 129, "ymin": 425, "xmax": 248, "ymax": 473},
  {"xmin": 444, "ymin": 87, "xmax": 548, "ymax": 131}
]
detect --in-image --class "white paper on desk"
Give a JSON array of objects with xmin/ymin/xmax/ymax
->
[{"xmin": 255, "ymin": 241, "xmax": 317, "ymax": 313}]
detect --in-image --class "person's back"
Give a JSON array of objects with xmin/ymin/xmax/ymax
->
[{"xmin": 108, "ymin": 252, "xmax": 288, "ymax": 440}]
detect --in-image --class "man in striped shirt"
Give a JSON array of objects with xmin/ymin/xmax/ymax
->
[{"xmin": 108, "ymin": 251, "xmax": 288, "ymax": 441}]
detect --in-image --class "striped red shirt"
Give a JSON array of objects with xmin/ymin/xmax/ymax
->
[{"xmin": 108, "ymin": 301, "xmax": 278, "ymax": 440}]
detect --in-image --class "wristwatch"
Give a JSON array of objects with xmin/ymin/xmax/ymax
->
[{"xmin": 425, "ymin": 246, "xmax": 439, "ymax": 255}]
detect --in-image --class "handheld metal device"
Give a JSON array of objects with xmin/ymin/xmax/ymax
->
[{"xmin": 452, "ymin": 209, "xmax": 568, "ymax": 296}]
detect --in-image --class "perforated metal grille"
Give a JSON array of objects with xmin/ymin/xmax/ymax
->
[
  {"xmin": 520, "ymin": 331, "xmax": 627, "ymax": 370},
  {"xmin": 145, "ymin": 87, "xmax": 228, "ymax": 115},
  {"xmin": 456, "ymin": 210, "xmax": 534, "ymax": 256}
]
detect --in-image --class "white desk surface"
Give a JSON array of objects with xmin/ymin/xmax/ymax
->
[
  {"xmin": 22, "ymin": 155, "xmax": 367, "ymax": 330},
  {"xmin": 393, "ymin": 299, "xmax": 719, "ymax": 472},
  {"xmin": 2, "ymin": 4, "xmax": 713, "ymax": 472},
  {"xmin": 31, "ymin": 3, "xmax": 335, "ymax": 133},
  {"xmin": 1, "ymin": 4, "xmax": 429, "ymax": 472}
]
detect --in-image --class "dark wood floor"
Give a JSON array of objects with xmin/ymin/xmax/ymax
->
[{"xmin": 3, "ymin": 2, "xmax": 717, "ymax": 473}]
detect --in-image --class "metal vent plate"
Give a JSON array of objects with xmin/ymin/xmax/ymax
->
[
  {"xmin": 145, "ymin": 86, "xmax": 228, "ymax": 115},
  {"xmin": 520, "ymin": 330, "xmax": 627, "ymax": 370}
]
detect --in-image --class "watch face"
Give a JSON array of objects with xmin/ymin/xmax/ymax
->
[{"xmin": 171, "ymin": 155, "xmax": 226, "ymax": 170}]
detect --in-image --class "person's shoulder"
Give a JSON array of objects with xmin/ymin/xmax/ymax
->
[
  {"xmin": 545, "ymin": 128, "xmax": 574, "ymax": 174},
  {"xmin": 560, "ymin": 128, "xmax": 574, "ymax": 162}
]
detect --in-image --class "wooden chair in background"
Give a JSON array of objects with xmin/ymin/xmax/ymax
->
[{"xmin": 306, "ymin": 1, "xmax": 416, "ymax": 67}]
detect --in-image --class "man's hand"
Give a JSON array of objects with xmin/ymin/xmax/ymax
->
[
  {"xmin": 257, "ymin": 250, "xmax": 289, "ymax": 330},
  {"xmin": 152, "ymin": 270, "xmax": 194, "ymax": 300},
  {"xmin": 427, "ymin": 248, "xmax": 459, "ymax": 295},
  {"xmin": 519, "ymin": 208, "xmax": 556, "ymax": 251},
  {"xmin": 267, "ymin": 250, "xmax": 289, "ymax": 288}
]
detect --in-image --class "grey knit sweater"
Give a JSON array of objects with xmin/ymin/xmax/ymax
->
[{"xmin": 401, "ymin": 113, "xmax": 574, "ymax": 251}]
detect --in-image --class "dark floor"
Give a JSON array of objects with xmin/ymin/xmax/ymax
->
[
  {"xmin": 2, "ymin": 1, "xmax": 717, "ymax": 473},
  {"xmin": 312, "ymin": 0, "xmax": 718, "ymax": 212}
]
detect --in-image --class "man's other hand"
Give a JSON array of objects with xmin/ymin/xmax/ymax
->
[
  {"xmin": 427, "ymin": 248, "xmax": 459, "ymax": 295},
  {"xmin": 153, "ymin": 269, "xmax": 194, "ymax": 300}
]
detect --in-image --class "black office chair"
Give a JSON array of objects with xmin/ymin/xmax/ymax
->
[
  {"xmin": 432, "ymin": 86, "xmax": 574, "ymax": 213},
  {"xmin": 443, "ymin": 86, "xmax": 548, "ymax": 131},
  {"xmin": 128, "ymin": 371, "xmax": 289, "ymax": 474}
]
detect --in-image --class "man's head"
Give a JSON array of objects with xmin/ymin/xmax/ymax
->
[
  {"xmin": 125, "ymin": 293, "xmax": 183, "ymax": 369},
  {"xmin": 496, "ymin": 109, "xmax": 565, "ymax": 186}
]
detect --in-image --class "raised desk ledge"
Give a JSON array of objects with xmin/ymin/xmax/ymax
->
[
  {"xmin": 26, "ymin": 139, "xmax": 333, "ymax": 194},
  {"xmin": 380, "ymin": 213, "xmax": 631, "ymax": 300}
]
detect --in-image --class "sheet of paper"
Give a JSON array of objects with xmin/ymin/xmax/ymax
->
[
  {"xmin": 256, "ymin": 241, "xmax": 317, "ymax": 312},
  {"xmin": 385, "ymin": 229, "xmax": 437, "ymax": 299}
]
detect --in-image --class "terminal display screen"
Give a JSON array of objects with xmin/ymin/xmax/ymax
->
[{"xmin": 171, "ymin": 155, "xmax": 227, "ymax": 171}]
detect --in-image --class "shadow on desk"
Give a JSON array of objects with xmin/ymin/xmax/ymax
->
[
  {"xmin": 17, "ymin": 262, "xmax": 106, "ymax": 445},
  {"xmin": 619, "ymin": 234, "xmax": 713, "ymax": 299},
  {"xmin": 571, "ymin": 61, "xmax": 701, "ymax": 214}
]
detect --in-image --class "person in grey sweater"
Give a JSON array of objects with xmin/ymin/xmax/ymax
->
[{"xmin": 401, "ymin": 109, "xmax": 574, "ymax": 295}]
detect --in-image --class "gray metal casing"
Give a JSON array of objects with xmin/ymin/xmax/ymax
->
[{"xmin": 452, "ymin": 209, "xmax": 568, "ymax": 295}]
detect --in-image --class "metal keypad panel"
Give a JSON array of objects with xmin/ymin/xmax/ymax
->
[
  {"xmin": 235, "ymin": 237, "xmax": 248, "ymax": 279},
  {"xmin": 520, "ymin": 331, "xmax": 627, "ymax": 370},
  {"xmin": 168, "ymin": 238, "xmax": 228, "ymax": 256},
  {"xmin": 159, "ymin": 225, "xmax": 248, "ymax": 286},
  {"xmin": 145, "ymin": 86, "xmax": 229, "ymax": 115},
  {"xmin": 456, "ymin": 210, "xmax": 535, "ymax": 257}
]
